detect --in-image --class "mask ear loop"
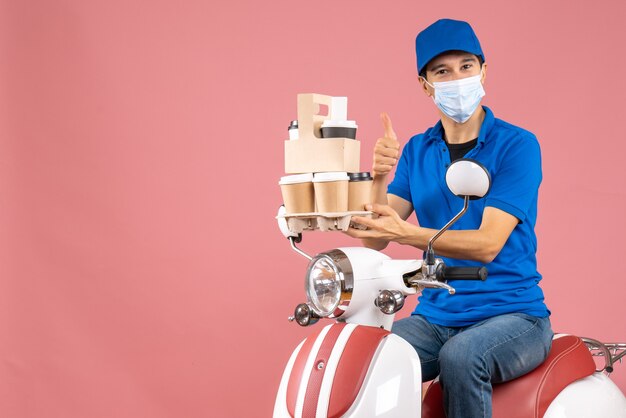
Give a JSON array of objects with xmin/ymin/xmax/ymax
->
[
  {"xmin": 419, "ymin": 75, "xmax": 436, "ymax": 90},
  {"xmin": 419, "ymin": 75, "xmax": 436, "ymax": 99}
]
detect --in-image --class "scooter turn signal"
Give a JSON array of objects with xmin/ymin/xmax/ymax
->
[
  {"xmin": 288, "ymin": 303, "xmax": 321, "ymax": 327},
  {"xmin": 375, "ymin": 290, "xmax": 405, "ymax": 315}
]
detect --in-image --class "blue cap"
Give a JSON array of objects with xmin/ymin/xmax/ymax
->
[{"xmin": 415, "ymin": 19, "xmax": 485, "ymax": 74}]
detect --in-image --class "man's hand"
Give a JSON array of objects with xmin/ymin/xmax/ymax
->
[
  {"xmin": 345, "ymin": 203, "xmax": 411, "ymax": 242},
  {"xmin": 372, "ymin": 113, "xmax": 400, "ymax": 178}
]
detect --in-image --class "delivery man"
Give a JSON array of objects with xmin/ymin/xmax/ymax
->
[{"xmin": 346, "ymin": 18, "xmax": 553, "ymax": 418}]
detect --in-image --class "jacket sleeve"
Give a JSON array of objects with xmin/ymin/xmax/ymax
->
[
  {"xmin": 484, "ymin": 135, "xmax": 542, "ymax": 223},
  {"xmin": 387, "ymin": 140, "xmax": 413, "ymax": 203}
]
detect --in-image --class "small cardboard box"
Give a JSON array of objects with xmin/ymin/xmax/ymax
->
[{"xmin": 285, "ymin": 93, "xmax": 360, "ymax": 174}]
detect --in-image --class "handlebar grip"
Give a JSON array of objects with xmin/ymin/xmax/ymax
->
[{"xmin": 436, "ymin": 265, "xmax": 487, "ymax": 281}]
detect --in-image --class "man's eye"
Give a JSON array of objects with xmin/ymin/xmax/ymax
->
[
  {"xmin": 437, "ymin": 69, "xmax": 447, "ymax": 75},
  {"xmin": 462, "ymin": 64, "xmax": 473, "ymax": 70}
]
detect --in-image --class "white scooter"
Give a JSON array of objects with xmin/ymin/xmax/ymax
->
[{"xmin": 273, "ymin": 159, "xmax": 626, "ymax": 417}]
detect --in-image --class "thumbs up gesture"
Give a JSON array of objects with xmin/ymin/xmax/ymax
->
[{"xmin": 372, "ymin": 112, "xmax": 400, "ymax": 178}]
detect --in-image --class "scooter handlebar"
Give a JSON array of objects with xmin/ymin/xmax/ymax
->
[{"xmin": 436, "ymin": 265, "xmax": 487, "ymax": 282}]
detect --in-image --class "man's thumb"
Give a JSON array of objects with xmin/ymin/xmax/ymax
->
[{"xmin": 381, "ymin": 112, "xmax": 397, "ymax": 140}]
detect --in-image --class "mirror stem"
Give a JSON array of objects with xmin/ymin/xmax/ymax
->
[
  {"xmin": 426, "ymin": 196, "xmax": 470, "ymax": 264},
  {"xmin": 289, "ymin": 236, "xmax": 312, "ymax": 260}
]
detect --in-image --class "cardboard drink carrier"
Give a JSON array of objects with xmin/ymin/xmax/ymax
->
[
  {"xmin": 284, "ymin": 93, "xmax": 360, "ymax": 173},
  {"xmin": 278, "ymin": 93, "xmax": 372, "ymax": 232}
]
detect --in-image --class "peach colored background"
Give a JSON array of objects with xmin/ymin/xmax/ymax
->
[{"xmin": 1, "ymin": 1, "xmax": 625, "ymax": 417}]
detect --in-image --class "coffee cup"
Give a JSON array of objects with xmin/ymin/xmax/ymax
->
[
  {"xmin": 320, "ymin": 120, "xmax": 358, "ymax": 139},
  {"xmin": 313, "ymin": 172, "xmax": 349, "ymax": 213},
  {"xmin": 288, "ymin": 120, "xmax": 299, "ymax": 140},
  {"xmin": 348, "ymin": 172, "xmax": 373, "ymax": 211},
  {"xmin": 279, "ymin": 173, "xmax": 315, "ymax": 214}
]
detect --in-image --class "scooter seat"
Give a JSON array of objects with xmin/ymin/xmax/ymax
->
[{"xmin": 422, "ymin": 334, "xmax": 596, "ymax": 418}]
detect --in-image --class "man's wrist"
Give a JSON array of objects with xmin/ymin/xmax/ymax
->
[
  {"xmin": 396, "ymin": 223, "xmax": 429, "ymax": 249},
  {"xmin": 396, "ymin": 221, "xmax": 416, "ymax": 246}
]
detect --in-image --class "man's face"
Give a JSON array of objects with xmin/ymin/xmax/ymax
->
[{"xmin": 419, "ymin": 51, "xmax": 486, "ymax": 98}]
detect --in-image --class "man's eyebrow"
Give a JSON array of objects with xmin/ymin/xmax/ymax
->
[
  {"xmin": 428, "ymin": 57, "xmax": 479, "ymax": 73},
  {"xmin": 429, "ymin": 63, "xmax": 448, "ymax": 72}
]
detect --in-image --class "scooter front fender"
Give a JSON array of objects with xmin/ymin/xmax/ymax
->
[{"xmin": 274, "ymin": 323, "xmax": 422, "ymax": 418}]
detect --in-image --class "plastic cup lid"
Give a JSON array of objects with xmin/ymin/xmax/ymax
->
[
  {"xmin": 279, "ymin": 173, "xmax": 314, "ymax": 185},
  {"xmin": 320, "ymin": 120, "xmax": 358, "ymax": 128},
  {"xmin": 348, "ymin": 172, "xmax": 373, "ymax": 181},
  {"xmin": 313, "ymin": 172, "xmax": 350, "ymax": 182}
]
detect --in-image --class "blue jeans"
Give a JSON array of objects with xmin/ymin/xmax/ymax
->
[{"xmin": 392, "ymin": 313, "xmax": 553, "ymax": 418}]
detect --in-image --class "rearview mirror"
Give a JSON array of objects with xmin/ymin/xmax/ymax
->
[
  {"xmin": 445, "ymin": 159, "xmax": 491, "ymax": 199},
  {"xmin": 424, "ymin": 159, "xmax": 492, "ymax": 271}
]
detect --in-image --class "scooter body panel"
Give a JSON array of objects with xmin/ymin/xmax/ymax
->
[
  {"xmin": 342, "ymin": 333, "xmax": 422, "ymax": 417},
  {"xmin": 273, "ymin": 325, "xmax": 422, "ymax": 418},
  {"xmin": 334, "ymin": 248, "xmax": 419, "ymax": 331},
  {"xmin": 544, "ymin": 372, "xmax": 626, "ymax": 418},
  {"xmin": 274, "ymin": 340, "xmax": 306, "ymax": 418}
]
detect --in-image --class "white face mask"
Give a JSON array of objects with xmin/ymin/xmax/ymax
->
[{"xmin": 423, "ymin": 72, "xmax": 485, "ymax": 124}]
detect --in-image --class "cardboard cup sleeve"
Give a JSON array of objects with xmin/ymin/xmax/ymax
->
[
  {"xmin": 279, "ymin": 173, "xmax": 315, "ymax": 214},
  {"xmin": 348, "ymin": 175, "xmax": 373, "ymax": 211},
  {"xmin": 313, "ymin": 172, "xmax": 349, "ymax": 213}
]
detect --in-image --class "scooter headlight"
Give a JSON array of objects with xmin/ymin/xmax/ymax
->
[{"xmin": 305, "ymin": 249, "xmax": 353, "ymax": 317}]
